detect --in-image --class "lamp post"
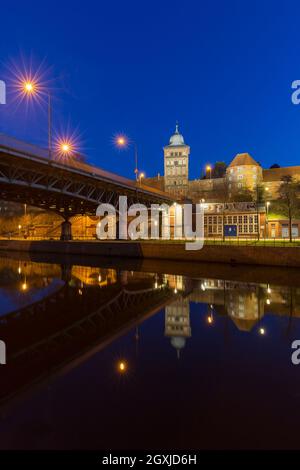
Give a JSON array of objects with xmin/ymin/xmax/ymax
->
[
  {"xmin": 206, "ymin": 165, "xmax": 212, "ymax": 180},
  {"xmin": 22, "ymin": 81, "xmax": 52, "ymax": 160},
  {"xmin": 116, "ymin": 135, "xmax": 139, "ymax": 181},
  {"xmin": 139, "ymin": 172, "xmax": 145, "ymax": 186},
  {"xmin": 266, "ymin": 201, "xmax": 271, "ymax": 238}
]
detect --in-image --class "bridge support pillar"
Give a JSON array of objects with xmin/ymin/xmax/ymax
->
[
  {"xmin": 60, "ymin": 220, "xmax": 73, "ymax": 241},
  {"xmin": 60, "ymin": 264, "xmax": 72, "ymax": 282}
]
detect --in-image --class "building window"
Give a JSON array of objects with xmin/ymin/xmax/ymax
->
[
  {"xmin": 238, "ymin": 183, "xmax": 242, "ymax": 188},
  {"xmin": 238, "ymin": 175, "xmax": 243, "ymax": 180}
]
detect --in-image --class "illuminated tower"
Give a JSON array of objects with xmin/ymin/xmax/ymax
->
[{"xmin": 164, "ymin": 123, "xmax": 190, "ymax": 196}]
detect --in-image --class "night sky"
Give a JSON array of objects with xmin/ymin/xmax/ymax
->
[{"xmin": 1, "ymin": 0, "xmax": 300, "ymax": 179}]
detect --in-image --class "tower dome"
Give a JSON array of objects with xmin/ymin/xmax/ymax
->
[{"xmin": 169, "ymin": 122, "xmax": 185, "ymax": 146}]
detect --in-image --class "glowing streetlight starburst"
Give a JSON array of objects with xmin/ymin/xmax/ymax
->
[
  {"xmin": 114, "ymin": 134, "xmax": 128, "ymax": 149},
  {"xmin": 24, "ymin": 82, "xmax": 34, "ymax": 93},
  {"xmin": 9, "ymin": 62, "xmax": 50, "ymax": 107},
  {"xmin": 53, "ymin": 123, "xmax": 83, "ymax": 158},
  {"xmin": 54, "ymin": 138, "xmax": 75, "ymax": 158}
]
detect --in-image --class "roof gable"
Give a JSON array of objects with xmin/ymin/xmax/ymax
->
[{"xmin": 229, "ymin": 153, "xmax": 260, "ymax": 167}]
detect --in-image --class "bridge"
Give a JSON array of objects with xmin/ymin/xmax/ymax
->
[{"xmin": 0, "ymin": 134, "xmax": 174, "ymax": 240}]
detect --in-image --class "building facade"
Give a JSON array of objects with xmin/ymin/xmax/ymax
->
[
  {"xmin": 146, "ymin": 123, "xmax": 300, "ymax": 202},
  {"xmin": 144, "ymin": 124, "xmax": 300, "ymax": 238}
]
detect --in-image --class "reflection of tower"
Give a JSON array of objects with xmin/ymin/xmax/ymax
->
[
  {"xmin": 226, "ymin": 284, "xmax": 264, "ymax": 331},
  {"xmin": 165, "ymin": 297, "xmax": 191, "ymax": 358}
]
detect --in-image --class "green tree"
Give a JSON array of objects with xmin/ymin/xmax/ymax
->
[
  {"xmin": 231, "ymin": 187, "xmax": 254, "ymax": 202},
  {"xmin": 212, "ymin": 161, "xmax": 227, "ymax": 178}
]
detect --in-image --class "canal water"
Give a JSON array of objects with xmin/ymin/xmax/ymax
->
[{"xmin": 0, "ymin": 253, "xmax": 299, "ymax": 449}]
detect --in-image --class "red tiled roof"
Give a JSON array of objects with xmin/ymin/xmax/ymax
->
[{"xmin": 229, "ymin": 153, "xmax": 260, "ymax": 167}]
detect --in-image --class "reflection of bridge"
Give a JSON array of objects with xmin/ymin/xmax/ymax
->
[
  {"xmin": 0, "ymin": 134, "xmax": 173, "ymax": 239},
  {"xmin": 0, "ymin": 267, "xmax": 175, "ymax": 406}
]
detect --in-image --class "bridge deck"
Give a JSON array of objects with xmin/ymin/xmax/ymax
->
[{"xmin": 0, "ymin": 134, "xmax": 173, "ymax": 201}]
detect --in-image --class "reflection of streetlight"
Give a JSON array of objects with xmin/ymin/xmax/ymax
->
[
  {"xmin": 117, "ymin": 360, "xmax": 127, "ymax": 373},
  {"xmin": 207, "ymin": 314, "xmax": 214, "ymax": 324},
  {"xmin": 21, "ymin": 274, "xmax": 28, "ymax": 291},
  {"xmin": 115, "ymin": 135, "xmax": 139, "ymax": 181},
  {"xmin": 259, "ymin": 327, "xmax": 265, "ymax": 335}
]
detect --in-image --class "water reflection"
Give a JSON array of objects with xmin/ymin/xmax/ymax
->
[{"xmin": 0, "ymin": 254, "xmax": 300, "ymax": 448}]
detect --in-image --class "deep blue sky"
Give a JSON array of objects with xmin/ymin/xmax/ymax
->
[{"xmin": 1, "ymin": 0, "xmax": 300, "ymax": 179}]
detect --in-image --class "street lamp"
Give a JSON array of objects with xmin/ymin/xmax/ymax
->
[
  {"xmin": 206, "ymin": 165, "xmax": 212, "ymax": 180},
  {"xmin": 139, "ymin": 172, "xmax": 145, "ymax": 186},
  {"xmin": 56, "ymin": 139, "xmax": 74, "ymax": 157},
  {"xmin": 115, "ymin": 134, "xmax": 139, "ymax": 181},
  {"xmin": 266, "ymin": 201, "xmax": 271, "ymax": 238},
  {"xmin": 21, "ymin": 79, "xmax": 53, "ymax": 160},
  {"xmin": 18, "ymin": 224, "xmax": 22, "ymax": 237}
]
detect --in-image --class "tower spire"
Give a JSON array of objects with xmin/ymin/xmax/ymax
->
[{"xmin": 175, "ymin": 121, "xmax": 179, "ymax": 134}]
